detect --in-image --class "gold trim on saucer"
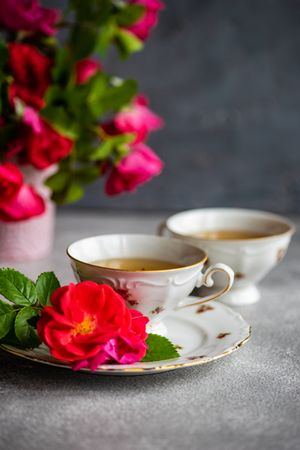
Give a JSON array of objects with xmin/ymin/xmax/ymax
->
[{"xmin": 0, "ymin": 327, "xmax": 251, "ymax": 375}]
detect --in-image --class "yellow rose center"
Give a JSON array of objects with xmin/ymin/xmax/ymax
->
[{"xmin": 72, "ymin": 316, "xmax": 96, "ymax": 336}]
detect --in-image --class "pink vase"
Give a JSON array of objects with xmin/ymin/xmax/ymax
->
[{"xmin": 0, "ymin": 166, "xmax": 56, "ymax": 262}]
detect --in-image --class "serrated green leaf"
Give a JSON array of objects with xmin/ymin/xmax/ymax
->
[
  {"xmin": 0, "ymin": 269, "xmax": 37, "ymax": 306},
  {"xmin": 115, "ymin": 29, "xmax": 143, "ymax": 58},
  {"xmin": 14, "ymin": 307, "xmax": 40, "ymax": 349},
  {"xmin": 142, "ymin": 334, "xmax": 180, "ymax": 362},
  {"xmin": 36, "ymin": 272, "xmax": 60, "ymax": 307},
  {"xmin": 116, "ymin": 4, "xmax": 145, "ymax": 27},
  {"xmin": 0, "ymin": 301, "xmax": 16, "ymax": 339}
]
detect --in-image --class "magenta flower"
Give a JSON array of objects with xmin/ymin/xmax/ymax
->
[
  {"xmin": 75, "ymin": 59, "xmax": 102, "ymax": 85},
  {"xmin": 126, "ymin": 0, "xmax": 165, "ymax": 41},
  {"xmin": 37, "ymin": 281, "xmax": 148, "ymax": 371},
  {"xmin": 105, "ymin": 143, "xmax": 163, "ymax": 195},
  {"xmin": 72, "ymin": 310, "xmax": 149, "ymax": 370},
  {"xmin": 23, "ymin": 106, "xmax": 42, "ymax": 133},
  {"xmin": 0, "ymin": 162, "xmax": 45, "ymax": 222},
  {"xmin": 114, "ymin": 95, "xmax": 164, "ymax": 144},
  {"xmin": 0, "ymin": 0, "xmax": 60, "ymax": 36}
]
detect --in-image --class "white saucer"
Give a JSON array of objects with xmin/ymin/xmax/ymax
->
[{"xmin": 0, "ymin": 298, "xmax": 251, "ymax": 376}]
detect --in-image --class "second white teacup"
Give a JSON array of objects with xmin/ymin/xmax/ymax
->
[
  {"xmin": 158, "ymin": 208, "xmax": 295, "ymax": 305},
  {"xmin": 67, "ymin": 234, "xmax": 234, "ymax": 333}
]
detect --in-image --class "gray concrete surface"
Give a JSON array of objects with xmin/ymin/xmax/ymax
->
[{"xmin": 0, "ymin": 211, "xmax": 299, "ymax": 450}]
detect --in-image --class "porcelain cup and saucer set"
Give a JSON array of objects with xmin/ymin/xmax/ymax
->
[{"xmin": 4, "ymin": 208, "xmax": 294, "ymax": 375}]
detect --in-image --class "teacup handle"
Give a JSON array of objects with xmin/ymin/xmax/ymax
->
[
  {"xmin": 157, "ymin": 220, "xmax": 167, "ymax": 236},
  {"xmin": 176, "ymin": 263, "xmax": 235, "ymax": 309}
]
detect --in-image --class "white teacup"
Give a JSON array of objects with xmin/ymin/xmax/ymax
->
[
  {"xmin": 158, "ymin": 208, "xmax": 295, "ymax": 306},
  {"xmin": 67, "ymin": 234, "xmax": 234, "ymax": 334}
]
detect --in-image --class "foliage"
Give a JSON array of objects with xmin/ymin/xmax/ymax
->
[{"xmin": 0, "ymin": 0, "xmax": 164, "ymax": 211}]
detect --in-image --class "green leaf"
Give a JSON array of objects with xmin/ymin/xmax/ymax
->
[
  {"xmin": 44, "ymin": 85, "xmax": 66, "ymax": 105},
  {"xmin": 14, "ymin": 307, "xmax": 40, "ymax": 349},
  {"xmin": 115, "ymin": 29, "xmax": 143, "ymax": 57},
  {"xmin": 100, "ymin": 79, "xmax": 138, "ymax": 113},
  {"xmin": 45, "ymin": 171, "xmax": 72, "ymax": 193},
  {"xmin": 70, "ymin": 22, "xmax": 99, "ymax": 60},
  {"xmin": 0, "ymin": 301, "xmax": 16, "ymax": 340},
  {"xmin": 116, "ymin": 4, "xmax": 145, "ymax": 27},
  {"xmin": 71, "ymin": 0, "xmax": 112, "ymax": 24},
  {"xmin": 97, "ymin": 21, "xmax": 117, "ymax": 56},
  {"xmin": 52, "ymin": 181, "xmax": 84, "ymax": 204},
  {"xmin": 51, "ymin": 48, "xmax": 71, "ymax": 85},
  {"xmin": 74, "ymin": 166, "xmax": 100, "ymax": 184},
  {"xmin": 142, "ymin": 334, "xmax": 180, "ymax": 362},
  {"xmin": 0, "ymin": 269, "xmax": 37, "ymax": 306},
  {"xmin": 86, "ymin": 73, "xmax": 108, "ymax": 117},
  {"xmin": 0, "ymin": 327, "xmax": 21, "ymax": 347},
  {"xmin": 36, "ymin": 272, "xmax": 60, "ymax": 307},
  {"xmin": 89, "ymin": 141, "xmax": 114, "ymax": 161},
  {"xmin": 89, "ymin": 134, "xmax": 134, "ymax": 161},
  {"xmin": 41, "ymin": 106, "xmax": 79, "ymax": 139}
]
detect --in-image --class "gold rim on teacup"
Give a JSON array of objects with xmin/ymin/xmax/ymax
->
[
  {"xmin": 158, "ymin": 208, "xmax": 296, "ymax": 243},
  {"xmin": 66, "ymin": 234, "xmax": 235, "ymax": 323},
  {"xmin": 66, "ymin": 234, "xmax": 208, "ymax": 273}
]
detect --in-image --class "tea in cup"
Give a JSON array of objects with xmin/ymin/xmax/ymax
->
[
  {"xmin": 158, "ymin": 208, "xmax": 295, "ymax": 305},
  {"xmin": 67, "ymin": 234, "xmax": 234, "ymax": 334}
]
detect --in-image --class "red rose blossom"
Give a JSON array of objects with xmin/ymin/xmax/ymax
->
[
  {"xmin": 0, "ymin": 162, "xmax": 23, "ymax": 201},
  {"xmin": 8, "ymin": 43, "xmax": 52, "ymax": 110},
  {"xmin": 105, "ymin": 143, "xmax": 163, "ymax": 195},
  {"xmin": 0, "ymin": 0, "xmax": 59, "ymax": 36},
  {"xmin": 0, "ymin": 162, "xmax": 45, "ymax": 222},
  {"xmin": 25, "ymin": 119, "xmax": 73, "ymax": 169},
  {"xmin": 37, "ymin": 282, "xmax": 148, "ymax": 368},
  {"xmin": 125, "ymin": 0, "xmax": 165, "ymax": 41}
]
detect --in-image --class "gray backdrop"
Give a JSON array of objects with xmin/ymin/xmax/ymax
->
[{"xmin": 46, "ymin": 0, "xmax": 300, "ymax": 213}]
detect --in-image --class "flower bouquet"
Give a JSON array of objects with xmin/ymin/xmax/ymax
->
[{"xmin": 0, "ymin": 0, "xmax": 164, "ymax": 261}]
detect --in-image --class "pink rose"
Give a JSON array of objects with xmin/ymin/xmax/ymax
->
[
  {"xmin": 0, "ymin": 0, "xmax": 59, "ymax": 35},
  {"xmin": 0, "ymin": 163, "xmax": 22, "ymax": 201},
  {"xmin": 125, "ymin": 0, "xmax": 165, "ymax": 41},
  {"xmin": 113, "ymin": 95, "xmax": 163, "ymax": 144},
  {"xmin": 105, "ymin": 143, "xmax": 163, "ymax": 195},
  {"xmin": 75, "ymin": 59, "xmax": 102, "ymax": 84},
  {"xmin": 0, "ymin": 162, "xmax": 45, "ymax": 222}
]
